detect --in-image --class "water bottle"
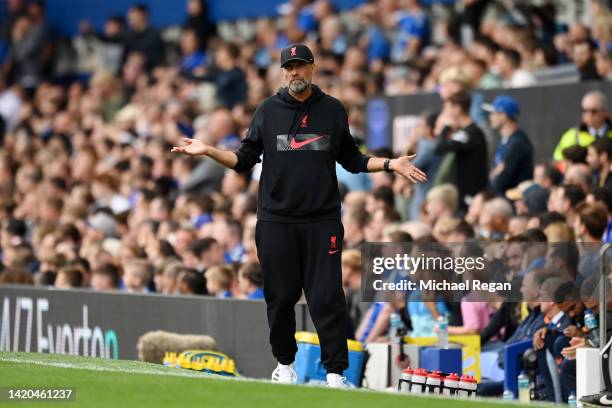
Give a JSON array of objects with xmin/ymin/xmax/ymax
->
[
  {"xmin": 442, "ymin": 373, "xmax": 460, "ymax": 396},
  {"xmin": 399, "ymin": 368, "xmax": 413, "ymax": 393},
  {"xmin": 503, "ymin": 389, "xmax": 514, "ymax": 400},
  {"xmin": 584, "ymin": 308, "xmax": 600, "ymax": 347},
  {"xmin": 437, "ymin": 315, "xmax": 449, "ymax": 348},
  {"xmin": 568, "ymin": 392, "xmax": 577, "ymax": 407},
  {"xmin": 517, "ymin": 372, "xmax": 530, "ymax": 403},
  {"xmin": 458, "ymin": 375, "xmax": 477, "ymax": 397},
  {"xmin": 411, "ymin": 368, "xmax": 428, "ymax": 394}
]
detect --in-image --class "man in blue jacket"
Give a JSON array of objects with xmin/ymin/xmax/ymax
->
[
  {"xmin": 171, "ymin": 43, "xmax": 426, "ymax": 388},
  {"xmin": 485, "ymin": 95, "xmax": 534, "ymax": 196}
]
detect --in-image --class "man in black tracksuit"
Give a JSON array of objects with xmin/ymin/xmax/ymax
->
[
  {"xmin": 434, "ymin": 90, "xmax": 489, "ymax": 207},
  {"xmin": 171, "ymin": 43, "xmax": 426, "ymax": 387}
]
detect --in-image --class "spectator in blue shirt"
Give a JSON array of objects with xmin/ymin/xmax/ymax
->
[
  {"xmin": 367, "ymin": 26, "xmax": 391, "ymax": 64},
  {"xmin": 406, "ymin": 111, "xmax": 442, "ymax": 220},
  {"xmin": 253, "ymin": 19, "xmax": 289, "ymax": 68},
  {"xmin": 484, "ymin": 95, "xmax": 534, "ymax": 196},
  {"xmin": 296, "ymin": 0, "xmax": 336, "ymax": 36},
  {"xmin": 196, "ymin": 43, "xmax": 247, "ymax": 109},
  {"xmin": 221, "ymin": 219, "xmax": 246, "ymax": 263},
  {"xmin": 391, "ymin": 0, "xmax": 430, "ymax": 63},
  {"xmin": 205, "ymin": 265, "xmax": 233, "ymax": 298},
  {"xmin": 297, "ymin": 4, "xmax": 318, "ymax": 34},
  {"xmin": 178, "ymin": 28, "xmax": 207, "ymax": 77},
  {"xmin": 238, "ymin": 262, "xmax": 264, "ymax": 300},
  {"xmin": 319, "ymin": 16, "xmax": 347, "ymax": 56}
]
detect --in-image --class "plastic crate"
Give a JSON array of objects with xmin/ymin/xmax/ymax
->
[{"xmin": 294, "ymin": 332, "xmax": 364, "ymax": 387}]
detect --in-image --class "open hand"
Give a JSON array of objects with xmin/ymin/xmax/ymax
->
[
  {"xmin": 561, "ymin": 337, "xmax": 587, "ymax": 360},
  {"xmin": 391, "ymin": 155, "xmax": 427, "ymax": 183},
  {"xmin": 533, "ymin": 327, "xmax": 548, "ymax": 350},
  {"xmin": 562, "ymin": 325, "xmax": 581, "ymax": 338},
  {"xmin": 170, "ymin": 137, "xmax": 209, "ymax": 156}
]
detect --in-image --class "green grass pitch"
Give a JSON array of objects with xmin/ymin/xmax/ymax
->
[{"xmin": 0, "ymin": 352, "xmax": 528, "ymax": 408}]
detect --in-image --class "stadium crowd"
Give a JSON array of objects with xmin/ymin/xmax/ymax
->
[{"xmin": 0, "ymin": 0, "xmax": 612, "ymax": 402}]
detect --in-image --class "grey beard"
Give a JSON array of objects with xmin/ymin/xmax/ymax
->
[{"xmin": 289, "ymin": 79, "xmax": 309, "ymax": 94}]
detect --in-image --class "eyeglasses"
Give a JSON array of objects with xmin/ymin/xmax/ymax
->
[{"xmin": 582, "ymin": 108, "xmax": 603, "ymax": 114}]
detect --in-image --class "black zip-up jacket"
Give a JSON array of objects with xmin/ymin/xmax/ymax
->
[
  {"xmin": 434, "ymin": 123, "xmax": 489, "ymax": 203},
  {"xmin": 233, "ymin": 85, "xmax": 371, "ymax": 222},
  {"xmin": 492, "ymin": 129, "xmax": 534, "ymax": 195}
]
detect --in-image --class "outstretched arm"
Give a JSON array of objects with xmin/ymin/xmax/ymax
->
[
  {"xmin": 336, "ymin": 105, "xmax": 427, "ymax": 183},
  {"xmin": 170, "ymin": 137, "xmax": 239, "ymax": 169},
  {"xmin": 172, "ymin": 103, "xmax": 265, "ymax": 171},
  {"xmin": 366, "ymin": 155, "xmax": 427, "ymax": 183}
]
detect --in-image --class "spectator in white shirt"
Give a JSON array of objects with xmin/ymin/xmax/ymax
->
[
  {"xmin": 495, "ymin": 48, "xmax": 536, "ymax": 88},
  {"xmin": 0, "ymin": 72, "xmax": 21, "ymax": 132}
]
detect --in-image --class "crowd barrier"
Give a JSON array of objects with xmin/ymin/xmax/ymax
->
[
  {"xmin": 0, "ymin": 284, "xmax": 314, "ymax": 378},
  {"xmin": 0, "ymin": 285, "xmax": 487, "ymax": 385}
]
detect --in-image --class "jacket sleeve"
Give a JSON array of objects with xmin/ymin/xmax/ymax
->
[
  {"xmin": 233, "ymin": 104, "xmax": 264, "ymax": 173},
  {"xmin": 336, "ymin": 105, "xmax": 371, "ymax": 173},
  {"xmin": 433, "ymin": 126, "xmax": 480, "ymax": 154},
  {"xmin": 493, "ymin": 140, "xmax": 529, "ymax": 193},
  {"xmin": 412, "ymin": 139, "xmax": 434, "ymax": 169},
  {"xmin": 480, "ymin": 302, "xmax": 514, "ymax": 345},
  {"xmin": 553, "ymin": 128, "xmax": 577, "ymax": 161}
]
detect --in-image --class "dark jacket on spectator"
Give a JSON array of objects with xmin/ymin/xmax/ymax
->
[
  {"xmin": 498, "ymin": 305, "xmax": 545, "ymax": 368},
  {"xmin": 434, "ymin": 123, "xmax": 489, "ymax": 205},
  {"xmin": 579, "ymin": 60, "xmax": 602, "ymax": 82},
  {"xmin": 492, "ymin": 129, "xmax": 534, "ymax": 195},
  {"xmin": 200, "ymin": 67, "xmax": 247, "ymax": 109},
  {"xmin": 10, "ymin": 25, "xmax": 47, "ymax": 88},
  {"xmin": 124, "ymin": 27, "xmax": 164, "ymax": 69},
  {"xmin": 481, "ymin": 301, "xmax": 519, "ymax": 345},
  {"xmin": 183, "ymin": 0, "xmax": 216, "ymax": 50}
]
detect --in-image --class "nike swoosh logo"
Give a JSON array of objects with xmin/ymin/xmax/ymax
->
[
  {"xmin": 328, "ymin": 250, "xmax": 339, "ymax": 255},
  {"xmin": 290, "ymin": 135, "xmax": 323, "ymax": 149},
  {"xmin": 601, "ymin": 395, "xmax": 612, "ymax": 405}
]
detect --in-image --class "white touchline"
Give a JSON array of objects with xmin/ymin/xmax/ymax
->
[
  {"xmin": 0, "ymin": 356, "xmax": 207, "ymax": 378},
  {"xmin": 0, "ymin": 355, "xmax": 515, "ymax": 403},
  {"xmin": 0, "ymin": 355, "xmax": 290, "ymax": 386},
  {"xmin": 0, "ymin": 355, "xmax": 413, "ymax": 395}
]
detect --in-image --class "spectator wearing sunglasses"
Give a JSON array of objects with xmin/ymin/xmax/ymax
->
[{"xmin": 554, "ymin": 91, "xmax": 612, "ymax": 161}]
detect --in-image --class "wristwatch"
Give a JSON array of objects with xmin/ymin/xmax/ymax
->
[{"xmin": 384, "ymin": 158, "xmax": 392, "ymax": 173}]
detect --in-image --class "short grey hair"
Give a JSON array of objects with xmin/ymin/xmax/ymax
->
[
  {"xmin": 583, "ymin": 90, "xmax": 608, "ymax": 111},
  {"xmin": 484, "ymin": 197, "xmax": 514, "ymax": 220}
]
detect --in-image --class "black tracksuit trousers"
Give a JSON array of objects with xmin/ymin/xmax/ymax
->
[{"xmin": 255, "ymin": 219, "xmax": 349, "ymax": 374}]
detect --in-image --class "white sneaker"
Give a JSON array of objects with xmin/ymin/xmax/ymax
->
[
  {"xmin": 327, "ymin": 373, "xmax": 350, "ymax": 388},
  {"xmin": 271, "ymin": 363, "xmax": 297, "ymax": 384}
]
